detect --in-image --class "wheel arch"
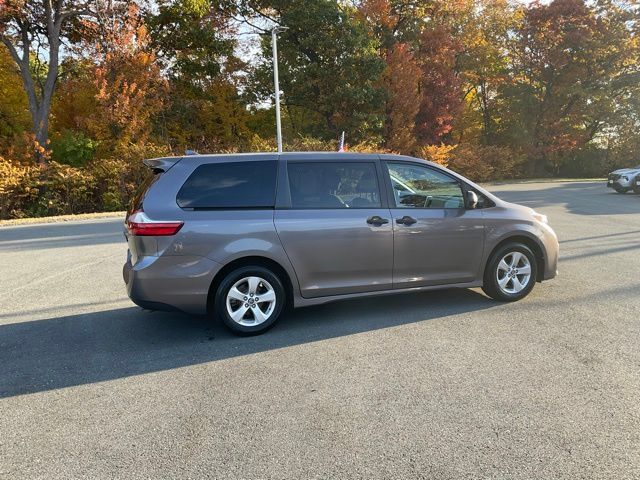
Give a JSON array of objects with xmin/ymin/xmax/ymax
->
[
  {"xmin": 207, "ymin": 256, "xmax": 295, "ymax": 314},
  {"xmin": 486, "ymin": 234, "xmax": 545, "ymax": 282}
]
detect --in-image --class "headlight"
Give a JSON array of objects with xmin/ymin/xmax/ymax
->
[{"xmin": 533, "ymin": 212, "xmax": 548, "ymax": 224}]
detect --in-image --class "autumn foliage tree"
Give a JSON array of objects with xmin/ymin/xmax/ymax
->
[
  {"xmin": 506, "ymin": 0, "xmax": 640, "ymax": 175},
  {"xmin": 359, "ymin": 0, "xmax": 464, "ymax": 151},
  {"xmin": 86, "ymin": 3, "xmax": 167, "ymax": 155},
  {"xmin": 0, "ymin": 45, "xmax": 30, "ymax": 147},
  {"xmin": 0, "ymin": 0, "xmax": 95, "ymax": 161},
  {"xmin": 382, "ymin": 43, "xmax": 421, "ymax": 154},
  {"xmin": 1, "ymin": 0, "xmax": 639, "ymax": 219},
  {"xmin": 414, "ymin": 24, "xmax": 463, "ymax": 145}
]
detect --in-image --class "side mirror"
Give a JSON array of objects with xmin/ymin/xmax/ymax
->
[{"xmin": 467, "ymin": 190, "xmax": 478, "ymax": 209}]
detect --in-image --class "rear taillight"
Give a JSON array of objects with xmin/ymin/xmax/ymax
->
[{"xmin": 126, "ymin": 210, "xmax": 183, "ymax": 236}]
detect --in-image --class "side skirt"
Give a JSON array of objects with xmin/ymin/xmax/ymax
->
[{"xmin": 292, "ymin": 281, "xmax": 483, "ymax": 308}]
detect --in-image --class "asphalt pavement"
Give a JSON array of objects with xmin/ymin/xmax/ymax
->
[{"xmin": 1, "ymin": 181, "xmax": 639, "ymax": 479}]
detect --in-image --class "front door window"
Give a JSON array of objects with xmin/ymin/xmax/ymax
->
[{"xmin": 387, "ymin": 163, "xmax": 464, "ymax": 209}]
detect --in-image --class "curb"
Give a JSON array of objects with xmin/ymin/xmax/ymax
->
[{"xmin": 0, "ymin": 211, "xmax": 125, "ymax": 227}]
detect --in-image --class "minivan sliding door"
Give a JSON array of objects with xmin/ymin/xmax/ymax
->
[{"xmin": 275, "ymin": 159, "xmax": 393, "ymax": 298}]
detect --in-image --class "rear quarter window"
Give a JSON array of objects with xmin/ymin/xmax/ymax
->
[
  {"xmin": 128, "ymin": 171, "xmax": 162, "ymax": 215},
  {"xmin": 177, "ymin": 161, "xmax": 277, "ymax": 209}
]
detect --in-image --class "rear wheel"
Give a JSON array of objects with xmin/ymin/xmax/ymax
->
[
  {"xmin": 482, "ymin": 243, "xmax": 538, "ymax": 302},
  {"xmin": 215, "ymin": 266, "xmax": 285, "ymax": 335},
  {"xmin": 633, "ymin": 179, "xmax": 640, "ymax": 194},
  {"xmin": 613, "ymin": 185, "xmax": 629, "ymax": 194}
]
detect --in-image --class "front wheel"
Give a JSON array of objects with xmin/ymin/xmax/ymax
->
[
  {"xmin": 215, "ymin": 266, "xmax": 285, "ymax": 335},
  {"xmin": 633, "ymin": 179, "xmax": 640, "ymax": 195},
  {"xmin": 613, "ymin": 185, "xmax": 629, "ymax": 194},
  {"xmin": 482, "ymin": 243, "xmax": 538, "ymax": 302}
]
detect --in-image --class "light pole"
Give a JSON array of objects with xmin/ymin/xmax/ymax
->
[{"xmin": 271, "ymin": 25, "xmax": 288, "ymax": 153}]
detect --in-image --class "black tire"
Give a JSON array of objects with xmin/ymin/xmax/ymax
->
[
  {"xmin": 633, "ymin": 179, "xmax": 640, "ymax": 195},
  {"xmin": 215, "ymin": 266, "xmax": 285, "ymax": 336},
  {"xmin": 482, "ymin": 243, "xmax": 538, "ymax": 302},
  {"xmin": 613, "ymin": 185, "xmax": 629, "ymax": 194}
]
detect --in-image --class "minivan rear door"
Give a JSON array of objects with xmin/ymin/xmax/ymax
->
[
  {"xmin": 382, "ymin": 159, "xmax": 485, "ymax": 288},
  {"xmin": 124, "ymin": 157, "xmax": 182, "ymax": 263},
  {"xmin": 275, "ymin": 156, "xmax": 393, "ymax": 298}
]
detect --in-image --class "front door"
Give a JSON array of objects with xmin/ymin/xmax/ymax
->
[
  {"xmin": 383, "ymin": 161, "xmax": 485, "ymax": 288},
  {"xmin": 275, "ymin": 160, "xmax": 393, "ymax": 298}
]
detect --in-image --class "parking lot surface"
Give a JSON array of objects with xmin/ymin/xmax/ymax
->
[{"xmin": 1, "ymin": 181, "xmax": 639, "ymax": 479}]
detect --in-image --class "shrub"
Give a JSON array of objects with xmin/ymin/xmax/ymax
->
[
  {"xmin": 36, "ymin": 161, "xmax": 97, "ymax": 216},
  {"xmin": 448, "ymin": 145, "xmax": 524, "ymax": 182},
  {"xmin": 421, "ymin": 144, "xmax": 523, "ymax": 182},
  {"xmin": 419, "ymin": 144, "xmax": 456, "ymax": 167},
  {"xmin": 0, "ymin": 157, "xmax": 41, "ymax": 218},
  {"xmin": 0, "ymin": 141, "xmax": 171, "ymax": 219},
  {"xmin": 89, "ymin": 142, "xmax": 171, "ymax": 211},
  {"xmin": 50, "ymin": 130, "xmax": 98, "ymax": 167},
  {"xmin": 280, "ymin": 136, "xmax": 385, "ymax": 153}
]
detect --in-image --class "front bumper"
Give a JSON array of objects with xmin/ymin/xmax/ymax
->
[
  {"xmin": 123, "ymin": 253, "xmax": 223, "ymax": 315},
  {"xmin": 538, "ymin": 222, "xmax": 559, "ymax": 281},
  {"xmin": 607, "ymin": 176, "xmax": 632, "ymax": 189}
]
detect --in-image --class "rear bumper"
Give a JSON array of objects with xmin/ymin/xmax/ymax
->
[{"xmin": 123, "ymin": 254, "xmax": 223, "ymax": 315}]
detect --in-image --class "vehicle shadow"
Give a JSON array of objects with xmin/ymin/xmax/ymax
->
[
  {"xmin": 490, "ymin": 182, "xmax": 640, "ymax": 216},
  {"xmin": 0, "ymin": 288, "xmax": 495, "ymax": 398}
]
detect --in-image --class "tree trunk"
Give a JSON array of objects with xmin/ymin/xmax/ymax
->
[
  {"xmin": 33, "ymin": 108, "xmax": 51, "ymax": 163},
  {"xmin": 0, "ymin": 1, "xmax": 69, "ymax": 164}
]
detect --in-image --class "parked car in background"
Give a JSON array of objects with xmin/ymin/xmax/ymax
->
[
  {"xmin": 607, "ymin": 166, "xmax": 640, "ymax": 193},
  {"xmin": 123, "ymin": 152, "xmax": 559, "ymax": 335}
]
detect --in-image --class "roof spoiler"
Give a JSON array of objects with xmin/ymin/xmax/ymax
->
[{"xmin": 142, "ymin": 157, "xmax": 182, "ymax": 173}]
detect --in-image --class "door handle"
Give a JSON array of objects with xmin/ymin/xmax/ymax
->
[
  {"xmin": 396, "ymin": 215, "xmax": 417, "ymax": 226},
  {"xmin": 366, "ymin": 215, "xmax": 389, "ymax": 226}
]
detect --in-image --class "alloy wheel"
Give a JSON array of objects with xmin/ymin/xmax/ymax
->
[
  {"xmin": 496, "ymin": 251, "xmax": 532, "ymax": 295},
  {"xmin": 225, "ymin": 276, "xmax": 277, "ymax": 326}
]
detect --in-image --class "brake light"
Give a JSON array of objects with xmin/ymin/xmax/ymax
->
[{"xmin": 126, "ymin": 210, "xmax": 183, "ymax": 236}]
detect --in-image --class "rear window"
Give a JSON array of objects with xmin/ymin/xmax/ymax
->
[{"xmin": 177, "ymin": 161, "xmax": 277, "ymax": 209}]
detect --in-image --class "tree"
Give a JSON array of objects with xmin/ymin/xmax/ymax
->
[
  {"xmin": 382, "ymin": 43, "xmax": 421, "ymax": 153},
  {"xmin": 413, "ymin": 24, "xmax": 463, "ymax": 145},
  {"xmin": 0, "ymin": 0, "xmax": 94, "ymax": 161},
  {"xmin": 0, "ymin": 44, "xmax": 30, "ymax": 143},
  {"xmin": 87, "ymin": 3, "xmax": 168, "ymax": 155},
  {"xmin": 145, "ymin": 0, "xmax": 251, "ymax": 152},
  {"xmin": 455, "ymin": 0, "xmax": 519, "ymax": 145},
  {"xmin": 146, "ymin": 0, "xmax": 237, "ymax": 84},
  {"xmin": 246, "ymin": 0, "xmax": 386, "ymax": 142},
  {"xmin": 359, "ymin": 0, "xmax": 468, "ymax": 148},
  {"xmin": 358, "ymin": 0, "xmax": 420, "ymax": 153},
  {"xmin": 507, "ymin": 0, "xmax": 640, "ymax": 175}
]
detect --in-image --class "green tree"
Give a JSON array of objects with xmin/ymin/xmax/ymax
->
[
  {"xmin": 146, "ymin": 0, "xmax": 237, "ymax": 83},
  {"xmin": 146, "ymin": 0, "xmax": 251, "ymax": 152},
  {"xmin": 247, "ymin": 0, "xmax": 386, "ymax": 142}
]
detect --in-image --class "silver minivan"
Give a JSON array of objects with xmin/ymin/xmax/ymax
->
[{"xmin": 123, "ymin": 152, "xmax": 558, "ymax": 335}]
